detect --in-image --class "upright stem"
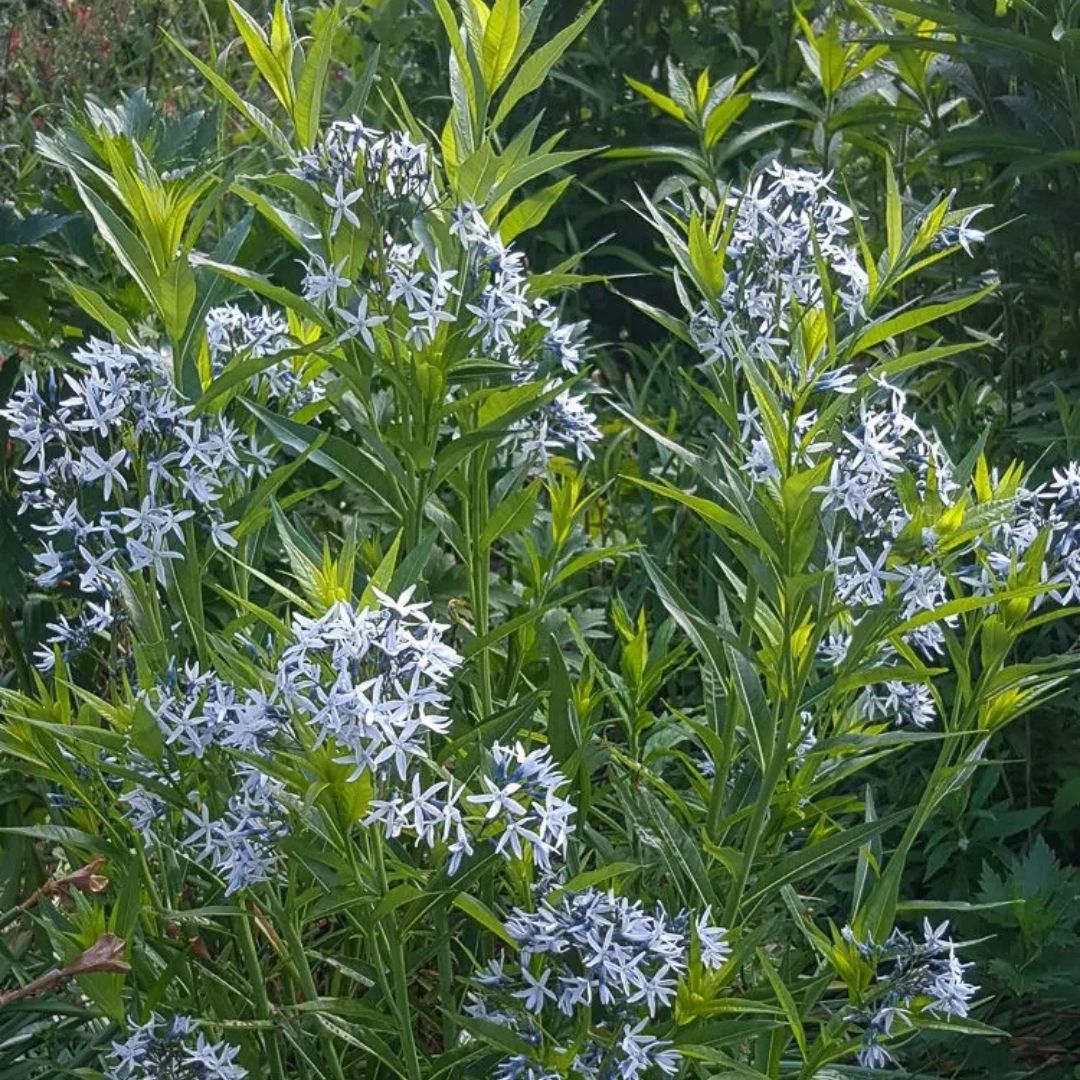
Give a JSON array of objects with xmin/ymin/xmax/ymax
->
[
  {"xmin": 469, "ymin": 445, "xmax": 493, "ymax": 717},
  {"xmin": 0, "ymin": 606, "xmax": 32, "ymax": 693},
  {"xmin": 435, "ymin": 905, "xmax": 455, "ymax": 1051},
  {"xmin": 238, "ymin": 912, "xmax": 288, "ymax": 1080},
  {"xmin": 371, "ymin": 835, "xmax": 424, "ymax": 1080},
  {"xmin": 723, "ymin": 585, "xmax": 799, "ymax": 924},
  {"xmin": 268, "ymin": 893, "xmax": 348, "ymax": 1080}
]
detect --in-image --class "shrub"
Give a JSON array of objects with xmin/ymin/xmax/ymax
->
[{"xmin": 0, "ymin": 2, "xmax": 1077, "ymax": 1078}]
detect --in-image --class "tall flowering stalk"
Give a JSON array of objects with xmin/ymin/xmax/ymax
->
[{"xmin": 623, "ymin": 159, "xmax": 1075, "ymax": 1072}]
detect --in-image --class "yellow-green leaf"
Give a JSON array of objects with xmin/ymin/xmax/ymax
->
[
  {"xmin": 703, "ymin": 93, "xmax": 749, "ymax": 148},
  {"xmin": 492, "ymin": 1, "xmax": 602, "ymax": 128},
  {"xmin": 626, "ymin": 75, "xmax": 686, "ymax": 121},
  {"xmin": 482, "ymin": 0, "xmax": 521, "ymax": 92},
  {"xmin": 227, "ymin": 0, "xmax": 294, "ymax": 110},
  {"xmin": 293, "ymin": 3, "xmax": 339, "ymax": 148},
  {"xmin": 498, "ymin": 176, "xmax": 572, "ymax": 242}
]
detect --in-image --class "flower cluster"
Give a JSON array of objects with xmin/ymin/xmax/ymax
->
[
  {"xmin": 275, "ymin": 588, "xmax": 461, "ymax": 780},
  {"xmin": 740, "ymin": 382, "xmax": 958, "ymax": 727},
  {"xmin": 205, "ymin": 303, "xmax": 322, "ymax": 409},
  {"xmin": 182, "ymin": 765, "xmax": 289, "ymax": 896},
  {"xmin": 817, "ymin": 388, "xmax": 961, "ymax": 726},
  {"xmin": 117, "ymin": 591, "xmax": 574, "ymax": 889},
  {"xmin": 690, "ymin": 163, "xmax": 868, "ymax": 372},
  {"xmin": 106, "ymin": 1013, "xmax": 246, "ymax": 1079},
  {"xmin": 970, "ymin": 462, "xmax": 1080, "ymax": 608},
  {"xmin": 366, "ymin": 740, "xmax": 575, "ymax": 876},
  {"xmin": 130, "ymin": 662, "xmax": 290, "ymax": 895},
  {"xmin": 290, "ymin": 118, "xmax": 599, "ymax": 464},
  {"xmin": 468, "ymin": 741, "xmax": 576, "ymax": 871},
  {"xmin": 686, "ymin": 171, "xmax": 995, "ymax": 731},
  {"xmin": 842, "ymin": 920, "xmax": 978, "ymax": 1069},
  {"xmin": 1, "ymin": 338, "xmax": 271, "ymax": 669},
  {"xmin": 449, "ymin": 203, "xmax": 599, "ymax": 462},
  {"xmin": 290, "ymin": 118, "xmax": 434, "ymax": 213},
  {"xmin": 274, "ymin": 590, "xmax": 489, "ymax": 872},
  {"xmin": 468, "ymin": 887, "xmax": 731, "ymax": 1079}
]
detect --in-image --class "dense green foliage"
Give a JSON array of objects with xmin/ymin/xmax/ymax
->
[{"xmin": 1, "ymin": 1, "xmax": 1078, "ymax": 1078}]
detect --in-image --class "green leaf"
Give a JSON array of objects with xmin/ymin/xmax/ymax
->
[
  {"xmin": 625, "ymin": 76, "xmax": 687, "ymax": 122},
  {"xmin": 373, "ymin": 883, "xmax": 423, "ymax": 921},
  {"xmin": 159, "ymin": 257, "xmax": 197, "ymax": 344},
  {"xmin": 885, "ymin": 156, "xmax": 902, "ymax": 266},
  {"xmin": 482, "ymin": 0, "xmax": 521, "ymax": 91},
  {"xmin": 851, "ymin": 282, "xmax": 996, "ymax": 355},
  {"xmin": 556, "ymin": 862, "xmax": 640, "ymax": 895},
  {"xmin": 195, "ymin": 257, "xmax": 331, "ymax": 329},
  {"xmin": 703, "ymin": 94, "xmax": 749, "ymax": 148},
  {"xmin": 546, "ymin": 635, "xmax": 575, "ymax": 767},
  {"xmin": 479, "ymin": 479, "xmax": 541, "ymax": 548},
  {"xmin": 490, "ymin": 147, "xmax": 594, "ymax": 209},
  {"xmin": 247, "ymin": 401, "xmax": 405, "ymax": 517},
  {"xmin": 360, "ymin": 532, "xmax": 402, "ymax": 609},
  {"xmin": 453, "ymin": 892, "xmax": 516, "ymax": 947},
  {"xmin": 294, "ymin": 3, "xmax": 340, "ymax": 148},
  {"xmin": 69, "ymin": 176, "xmax": 157, "ymax": 307},
  {"xmin": 745, "ymin": 811, "xmax": 909, "ymax": 909},
  {"xmin": 756, "ymin": 949, "xmax": 807, "ymax": 1057},
  {"xmin": 498, "ymin": 176, "xmax": 572, "ymax": 243},
  {"xmin": 627, "ymin": 477, "xmax": 778, "ymax": 562},
  {"xmin": 55, "ymin": 273, "xmax": 134, "ymax": 342},
  {"xmin": 433, "ymin": 0, "xmax": 477, "ymax": 107},
  {"xmin": 492, "ymin": 0, "xmax": 602, "ymax": 128},
  {"xmin": 165, "ymin": 32, "xmax": 289, "ymax": 152},
  {"xmin": 227, "ymin": 0, "xmax": 294, "ymax": 110}
]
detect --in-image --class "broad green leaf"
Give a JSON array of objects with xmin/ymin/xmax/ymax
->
[
  {"xmin": 433, "ymin": 0, "xmax": 477, "ymax": 107},
  {"xmin": 159, "ymin": 258, "xmax": 196, "ymax": 344},
  {"xmin": 493, "ymin": 1, "xmax": 602, "ymax": 128},
  {"xmin": 482, "ymin": 0, "xmax": 521, "ymax": 92},
  {"xmin": 499, "ymin": 176, "xmax": 572, "ymax": 243},
  {"xmin": 546, "ymin": 635, "xmax": 575, "ymax": 766}
]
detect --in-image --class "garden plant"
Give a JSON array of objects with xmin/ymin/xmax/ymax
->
[{"xmin": 1, "ymin": 1, "xmax": 1079, "ymax": 1078}]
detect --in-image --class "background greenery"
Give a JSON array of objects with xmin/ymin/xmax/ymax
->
[{"xmin": 2, "ymin": 0, "xmax": 1079, "ymax": 1076}]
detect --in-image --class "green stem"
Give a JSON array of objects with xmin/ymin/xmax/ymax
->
[
  {"xmin": 238, "ymin": 912, "xmax": 288, "ymax": 1080},
  {"xmin": 0, "ymin": 606, "xmax": 32, "ymax": 694},
  {"xmin": 469, "ymin": 446, "xmax": 493, "ymax": 718},
  {"xmin": 372, "ymin": 836, "xmax": 423, "ymax": 1080},
  {"xmin": 723, "ymin": 732, "xmax": 788, "ymax": 926},
  {"xmin": 435, "ymin": 905, "xmax": 455, "ymax": 1051},
  {"xmin": 269, "ymin": 893, "xmax": 348, "ymax": 1080},
  {"xmin": 705, "ymin": 669, "xmax": 735, "ymax": 843}
]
